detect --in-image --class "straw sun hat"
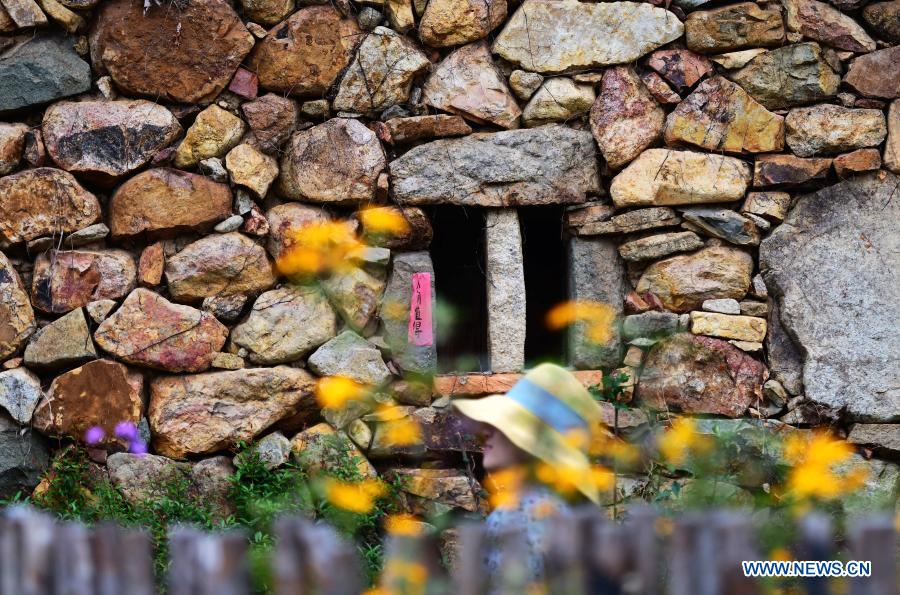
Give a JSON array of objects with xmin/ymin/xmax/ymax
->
[{"xmin": 452, "ymin": 363, "xmax": 605, "ymax": 504}]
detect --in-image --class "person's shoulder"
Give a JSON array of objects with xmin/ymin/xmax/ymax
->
[{"xmin": 519, "ymin": 486, "xmax": 572, "ymax": 521}]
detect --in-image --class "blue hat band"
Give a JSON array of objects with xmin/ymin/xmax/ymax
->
[{"xmin": 507, "ymin": 379, "xmax": 589, "ymax": 435}]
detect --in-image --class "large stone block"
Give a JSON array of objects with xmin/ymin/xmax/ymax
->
[{"xmin": 486, "ymin": 210, "xmax": 525, "ymax": 373}]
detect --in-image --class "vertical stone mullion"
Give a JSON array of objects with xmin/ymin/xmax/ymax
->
[{"xmin": 485, "ymin": 209, "xmax": 526, "ymax": 373}]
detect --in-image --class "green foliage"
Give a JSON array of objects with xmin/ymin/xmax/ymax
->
[{"xmin": 589, "ymin": 371, "xmax": 631, "ymax": 406}]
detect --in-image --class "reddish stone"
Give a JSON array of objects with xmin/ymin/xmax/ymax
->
[
  {"xmin": 844, "ymin": 46, "xmax": 900, "ymax": 99},
  {"xmin": 646, "ymin": 48, "xmax": 714, "ymax": 90},
  {"xmin": 228, "ymin": 68, "xmax": 258, "ymax": 99},
  {"xmin": 95, "ymin": 288, "xmax": 228, "ymax": 373},
  {"xmin": 31, "ymin": 250, "xmax": 136, "ymax": 314},
  {"xmin": 240, "ymin": 205, "xmax": 270, "ymax": 237},
  {"xmin": 624, "ymin": 291, "xmax": 652, "ymax": 314},
  {"xmin": 638, "ymin": 70, "xmax": 682, "ymax": 105},
  {"xmin": 384, "ymin": 115, "xmax": 472, "ymax": 144},
  {"xmin": 834, "ymin": 148, "xmax": 881, "ymax": 178},
  {"xmin": 138, "ymin": 243, "xmax": 164, "ymax": 287},
  {"xmin": 32, "ymin": 359, "xmax": 143, "ymax": 443},
  {"xmin": 753, "ymin": 154, "xmax": 832, "ymax": 188},
  {"xmin": 433, "ymin": 370, "xmax": 603, "ymax": 398},
  {"xmin": 636, "ymin": 333, "xmax": 767, "ymax": 417},
  {"xmin": 90, "ymin": 0, "xmax": 254, "ymax": 104},
  {"xmin": 241, "ymin": 94, "xmax": 298, "ymax": 154}
]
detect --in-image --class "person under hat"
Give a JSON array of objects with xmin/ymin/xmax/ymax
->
[{"xmin": 451, "ymin": 363, "xmax": 606, "ymax": 588}]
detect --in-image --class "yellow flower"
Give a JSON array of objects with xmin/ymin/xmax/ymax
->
[
  {"xmin": 316, "ymin": 376, "xmax": 368, "ymax": 409},
  {"xmin": 377, "ymin": 406, "xmax": 422, "ymax": 446},
  {"xmin": 783, "ymin": 432, "xmax": 868, "ymax": 502},
  {"xmin": 381, "ymin": 560, "xmax": 427, "ymax": 595},
  {"xmin": 546, "ymin": 300, "xmax": 616, "ymax": 345},
  {"xmin": 359, "ymin": 207, "xmax": 410, "ymax": 237},
  {"xmin": 486, "ymin": 466, "xmax": 526, "ymax": 510},
  {"xmin": 385, "ymin": 513, "xmax": 424, "ymax": 537},
  {"xmin": 324, "ymin": 478, "xmax": 387, "ymax": 514},
  {"xmin": 657, "ymin": 418, "xmax": 711, "ymax": 465},
  {"xmin": 276, "ymin": 220, "xmax": 364, "ymax": 278},
  {"xmin": 770, "ymin": 547, "xmax": 793, "ymax": 562}
]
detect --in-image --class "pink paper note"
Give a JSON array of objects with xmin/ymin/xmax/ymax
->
[{"xmin": 408, "ymin": 272, "xmax": 433, "ymax": 346}]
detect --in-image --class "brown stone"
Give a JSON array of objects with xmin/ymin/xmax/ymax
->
[
  {"xmin": 753, "ymin": 154, "xmax": 832, "ymax": 188},
  {"xmin": 0, "ymin": 168, "xmax": 100, "ymax": 246},
  {"xmin": 32, "ymin": 359, "xmax": 143, "ymax": 442},
  {"xmin": 95, "ymin": 288, "xmax": 228, "ymax": 373},
  {"xmin": 240, "ymin": 0, "xmax": 293, "ymax": 27},
  {"xmin": 885, "ymin": 100, "xmax": 900, "ymax": 174},
  {"xmin": 646, "ymin": 48, "xmax": 714, "ymax": 90},
  {"xmin": 863, "ymin": 1, "xmax": 900, "ymax": 44},
  {"xmin": 618, "ymin": 232, "xmax": 705, "ymax": 262},
  {"xmin": 384, "ymin": 115, "xmax": 472, "ymax": 144},
  {"xmin": 264, "ymin": 203, "xmax": 330, "ymax": 260},
  {"xmin": 833, "ymin": 148, "xmax": 882, "ymax": 178},
  {"xmin": 843, "ymin": 46, "xmax": 900, "ymax": 99},
  {"xmin": 248, "ymin": 6, "xmax": 362, "ymax": 98},
  {"xmin": 635, "ymin": 245, "xmax": 754, "ymax": 312},
  {"xmin": 663, "ymin": 76, "xmax": 784, "ymax": 154},
  {"xmin": 785, "ymin": 104, "xmax": 886, "ymax": 157},
  {"xmin": 419, "ymin": 0, "xmax": 506, "ymax": 47},
  {"xmin": 173, "ymin": 105, "xmax": 246, "ymax": 170},
  {"xmin": 387, "ymin": 468, "xmax": 480, "ymax": 514},
  {"xmin": 361, "ymin": 206, "xmax": 433, "ymax": 251},
  {"xmin": 149, "ymin": 367, "xmax": 317, "ymax": 458},
  {"xmin": 241, "ymin": 94, "xmax": 298, "ymax": 155},
  {"xmin": 278, "ymin": 118, "xmax": 386, "ymax": 204},
  {"xmin": 89, "ymin": 0, "xmax": 254, "ymax": 104},
  {"xmin": 638, "ymin": 71, "xmax": 682, "ymax": 105},
  {"xmin": 432, "ymin": 370, "xmax": 603, "ymax": 398},
  {"xmin": 225, "ymin": 144, "xmax": 278, "ymax": 198},
  {"xmin": 741, "ymin": 192, "xmax": 791, "ymax": 222},
  {"xmin": 574, "ymin": 207, "xmax": 681, "ymax": 236},
  {"xmin": 685, "ymin": 3, "xmax": 785, "ymax": 53},
  {"xmin": 291, "ymin": 422, "xmax": 377, "ymax": 479},
  {"xmin": 31, "ymin": 249, "xmax": 136, "ymax": 314},
  {"xmin": 42, "ymin": 99, "xmax": 181, "ymax": 183},
  {"xmin": 0, "ymin": 122, "xmax": 28, "ymax": 175},
  {"xmin": 690, "ymin": 311, "xmax": 767, "ymax": 343},
  {"xmin": 108, "ymin": 168, "xmax": 232, "ymax": 240},
  {"xmin": 0, "ymin": 252, "xmax": 35, "ymax": 360},
  {"xmin": 783, "ymin": 0, "xmax": 875, "ymax": 53},
  {"xmin": 165, "ymin": 232, "xmax": 277, "ymax": 303},
  {"xmin": 423, "ymin": 41, "xmax": 521, "ymax": 129},
  {"xmin": 138, "ymin": 243, "xmax": 164, "ymax": 287},
  {"xmin": 589, "ymin": 66, "xmax": 664, "ymax": 169},
  {"xmin": 636, "ymin": 333, "xmax": 766, "ymax": 417}
]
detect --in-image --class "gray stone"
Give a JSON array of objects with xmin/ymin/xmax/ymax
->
[
  {"xmin": 67, "ymin": 224, "xmax": 110, "ymax": 247},
  {"xmin": 0, "ymin": 35, "xmax": 91, "ymax": 112},
  {"xmin": 617, "ymin": 232, "xmax": 704, "ymax": 262},
  {"xmin": 307, "ymin": 330, "xmax": 392, "ymax": 386},
  {"xmin": 728, "ymin": 43, "xmax": 840, "ymax": 110},
  {"xmin": 0, "ymin": 367, "xmax": 42, "ymax": 424},
  {"xmin": 785, "ymin": 104, "xmax": 887, "ymax": 157},
  {"xmin": 0, "ymin": 411, "xmax": 49, "ymax": 498},
  {"xmin": 389, "ymin": 125, "xmax": 600, "ymax": 206},
  {"xmin": 848, "ymin": 424, "xmax": 900, "ymax": 458},
  {"xmin": 834, "ymin": 455, "xmax": 899, "ymax": 515},
  {"xmin": 380, "ymin": 252, "xmax": 436, "ymax": 375},
  {"xmin": 739, "ymin": 300, "xmax": 768, "ymax": 317},
  {"xmin": 214, "ymin": 215, "xmax": 243, "ymax": 233},
  {"xmin": 622, "ymin": 312, "xmax": 680, "ymax": 341},
  {"xmin": 486, "ymin": 210, "xmax": 525, "ymax": 373},
  {"xmin": 766, "ymin": 298, "xmax": 804, "ymax": 396},
  {"xmin": 702, "ymin": 298, "xmax": 741, "ymax": 315},
  {"xmin": 0, "ymin": 251, "xmax": 35, "ymax": 359},
  {"xmin": 492, "ymin": 0, "xmax": 683, "ymax": 73},
  {"xmin": 760, "ymin": 172, "xmax": 900, "ymax": 421},
  {"xmin": 509, "ymin": 70, "xmax": 544, "ymax": 101},
  {"xmin": 107, "ymin": 452, "xmax": 191, "ymax": 502},
  {"xmin": 567, "ymin": 237, "xmax": 625, "ymax": 369},
  {"xmin": 245, "ymin": 431, "xmax": 292, "ymax": 469},
  {"xmin": 332, "ymin": 27, "xmax": 430, "ymax": 116},
  {"xmin": 231, "ymin": 286, "xmax": 337, "ymax": 365},
  {"xmin": 322, "ymin": 267, "xmax": 385, "ymax": 335},
  {"xmin": 577, "ymin": 207, "xmax": 681, "ymax": 236},
  {"xmin": 680, "ymin": 207, "xmax": 761, "ymax": 246},
  {"xmin": 24, "ymin": 308, "xmax": 96, "ymax": 371}
]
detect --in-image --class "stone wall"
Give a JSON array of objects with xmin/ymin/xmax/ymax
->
[{"xmin": 0, "ymin": 0, "xmax": 897, "ymax": 509}]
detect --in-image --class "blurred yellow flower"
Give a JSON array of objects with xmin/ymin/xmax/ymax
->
[
  {"xmin": 385, "ymin": 513, "xmax": 424, "ymax": 537},
  {"xmin": 316, "ymin": 376, "xmax": 369, "ymax": 409},
  {"xmin": 535, "ymin": 462, "xmax": 614, "ymax": 496},
  {"xmin": 378, "ymin": 405, "xmax": 422, "ymax": 446},
  {"xmin": 770, "ymin": 547, "xmax": 793, "ymax": 562},
  {"xmin": 381, "ymin": 560, "xmax": 427, "ymax": 595},
  {"xmin": 486, "ymin": 466, "xmax": 525, "ymax": 510},
  {"xmin": 658, "ymin": 418, "xmax": 712, "ymax": 465},
  {"xmin": 359, "ymin": 206, "xmax": 410, "ymax": 237},
  {"xmin": 276, "ymin": 220, "xmax": 363, "ymax": 278},
  {"xmin": 590, "ymin": 432, "xmax": 641, "ymax": 465},
  {"xmin": 546, "ymin": 300, "xmax": 616, "ymax": 344},
  {"xmin": 324, "ymin": 478, "xmax": 387, "ymax": 514},
  {"xmin": 783, "ymin": 432, "xmax": 867, "ymax": 501}
]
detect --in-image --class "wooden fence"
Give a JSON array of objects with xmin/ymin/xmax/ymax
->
[{"xmin": 0, "ymin": 505, "xmax": 895, "ymax": 594}]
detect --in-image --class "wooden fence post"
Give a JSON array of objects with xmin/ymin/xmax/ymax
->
[
  {"xmin": 451, "ymin": 521, "xmax": 489, "ymax": 595},
  {"xmin": 168, "ymin": 526, "xmax": 250, "ymax": 595},
  {"xmin": 848, "ymin": 515, "xmax": 896, "ymax": 595},
  {"xmin": 273, "ymin": 516, "xmax": 364, "ymax": 595},
  {"xmin": 544, "ymin": 510, "xmax": 591, "ymax": 595},
  {"xmin": 89, "ymin": 522, "xmax": 155, "ymax": 595},
  {"xmin": 798, "ymin": 513, "xmax": 832, "ymax": 595},
  {"xmin": 0, "ymin": 506, "xmax": 56, "ymax": 595},
  {"xmin": 380, "ymin": 532, "xmax": 449, "ymax": 595},
  {"xmin": 627, "ymin": 506, "xmax": 661, "ymax": 595}
]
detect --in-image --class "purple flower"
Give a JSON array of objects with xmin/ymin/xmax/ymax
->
[
  {"xmin": 129, "ymin": 439, "xmax": 148, "ymax": 456},
  {"xmin": 114, "ymin": 421, "xmax": 139, "ymax": 442},
  {"xmin": 84, "ymin": 426, "xmax": 105, "ymax": 445}
]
